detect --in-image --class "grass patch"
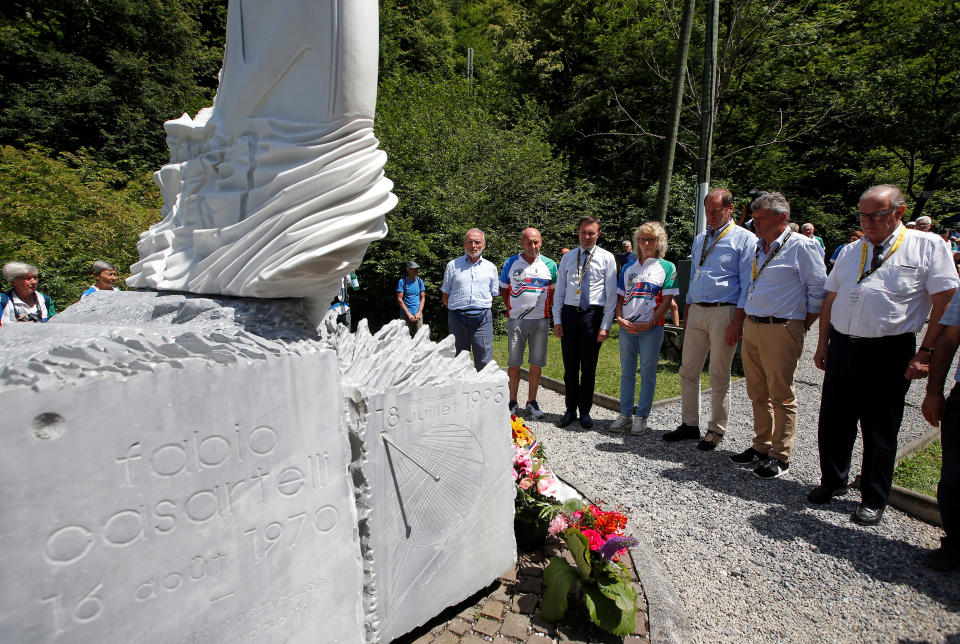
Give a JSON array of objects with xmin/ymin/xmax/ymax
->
[
  {"xmin": 893, "ymin": 439, "xmax": 942, "ymax": 498},
  {"xmin": 492, "ymin": 326, "xmax": 709, "ymax": 402}
]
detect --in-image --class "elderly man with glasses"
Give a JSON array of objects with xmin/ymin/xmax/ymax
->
[{"xmin": 810, "ymin": 184, "xmax": 958, "ymax": 525}]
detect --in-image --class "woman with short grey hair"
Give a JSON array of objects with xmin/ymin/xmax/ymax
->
[
  {"xmin": 82, "ymin": 260, "xmax": 120, "ymax": 298},
  {"xmin": 1, "ymin": 261, "xmax": 56, "ymax": 324}
]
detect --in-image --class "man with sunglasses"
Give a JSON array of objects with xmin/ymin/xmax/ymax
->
[{"xmin": 811, "ymin": 184, "xmax": 958, "ymax": 525}]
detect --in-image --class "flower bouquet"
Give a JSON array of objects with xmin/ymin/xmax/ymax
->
[
  {"xmin": 511, "ymin": 415, "xmax": 561, "ymax": 550},
  {"xmin": 541, "ymin": 499, "xmax": 640, "ymax": 635}
]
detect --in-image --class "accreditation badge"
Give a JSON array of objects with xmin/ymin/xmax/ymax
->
[{"xmin": 849, "ymin": 286, "xmax": 862, "ymax": 306}]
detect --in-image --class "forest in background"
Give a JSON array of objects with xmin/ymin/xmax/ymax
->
[{"xmin": 1, "ymin": 0, "xmax": 957, "ymax": 332}]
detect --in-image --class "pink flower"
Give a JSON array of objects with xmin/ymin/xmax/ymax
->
[
  {"xmin": 519, "ymin": 477, "xmax": 534, "ymax": 490},
  {"xmin": 548, "ymin": 515, "xmax": 569, "ymax": 536},
  {"xmin": 581, "ymin": 528, "xmax": 605, "ymax": 551}
]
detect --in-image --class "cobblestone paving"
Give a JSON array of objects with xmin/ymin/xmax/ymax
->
[{"xmin": 396, "ymin": 540, "xmax": 649, "ymax": 644}]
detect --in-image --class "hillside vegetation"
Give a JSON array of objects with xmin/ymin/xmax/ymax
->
[{"xmin": 1, "ymin": 0, "xmax": 957, "ymax": 329}]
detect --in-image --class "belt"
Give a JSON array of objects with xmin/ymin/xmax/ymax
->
[
  {"xmin": 563, "ymin": 303, "xmax": 602, "ymax": 313},
  {"xmin": 694, "ymin": 302, "xmax": 736, "ymax": 307},
  {"xmin": 748, "ymin": 315, "xmax": 789, "ymax": 324},
  {"xmin": 834, "ymin": 329, "xmax": 913, "ymax": 343}
]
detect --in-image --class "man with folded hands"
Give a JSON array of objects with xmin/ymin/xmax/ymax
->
[
  {"xmin": 811, "ymin": 184, "xmax": 957, "ymax": 526},
  {"xmin": 729, "ymin": 192, "xmax": 826, "ymax": 480}
]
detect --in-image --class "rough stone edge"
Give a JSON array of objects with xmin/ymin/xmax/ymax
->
[
  {"xmin": 885, "ymin": 426, "xmax": 943, "ymax": 527},
  {"xmin": 518, "ymin": 368, "xmax": 688, "ymax": 414},
  {"xmin": 554, "ymin": 471, "xmax": 691, "ymax": 644}
]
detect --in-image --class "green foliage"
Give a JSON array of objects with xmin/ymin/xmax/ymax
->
[
  {"xmin": 541, "ymin": 557, "xmax": 579, "ymax": 622},
  {"xmin": 0, "ymin": 145, "xmax": 161, "ymax": 307},
  {"xmin": 542, "ymin": 526, "xmax": 638, "ymax": 636},
  {"xmin": 356, "ymin": 73, "xmax": 599, "ymax": 333},
  {"xmin": 0, "ymin": 0, "xmax": 225, "ymax": 168},
  {"xmin": 893, "ymin": 439, "xmax": 942, "ymax": 498}
]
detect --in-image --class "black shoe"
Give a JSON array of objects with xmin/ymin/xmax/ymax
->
[
  {"xmin": 663, "ymin": 423, "xmax": 700, "ymax": 442},
  {"xmin": 696, "ymin": 430, "xmax": 723, "ymax": 451},
  {"xmin": 579, "ymin": 414, "xmax": 594, "ymax": 429},
  {"xmin": 557, "ymin": 410, "xmax": 577, "ymax": 428},
  {"xmin": 730, "ymin": 447, "xmax": 766, "ymax": 464},
  {"xmin": 925, "ymin": 543, "xmax": 960, "ymax": 571},
  {"xmin": 753, "ymin": 457, "xmax": 789, "ymax": 479},
  {"xmin": 807, "ymin": 485, "xmax": 847, "ymax": 505},
  {"xmin": 508, "ymin": 400, "xmax": 520, "ymax": 416},
  {"xmin": 851, "ymin": 503, "xmax": 884, "ymax": 526}
]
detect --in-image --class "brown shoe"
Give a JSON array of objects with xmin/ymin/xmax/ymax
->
[{"xmin": 696, "ymin": 430, "xmax": 723, "ymax": 451}]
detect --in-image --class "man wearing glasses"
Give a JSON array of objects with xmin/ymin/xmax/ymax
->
[
  {"xmin": 442, "ymin": 228, "xmax": 500, "ymax": 371},
  {"xmin": 810, "ymin": 184, "xmax": 958, "ymax": 525},
  {"xmin": 665, "ymin": 188, "xmax": 756, "ymax": 451}
]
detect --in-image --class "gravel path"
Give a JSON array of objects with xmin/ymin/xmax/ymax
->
[{"xmin": 511, "ymin": 325, "xmax": 960, "ymax": 643}]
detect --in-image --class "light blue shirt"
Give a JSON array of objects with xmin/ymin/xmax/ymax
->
[
  {"xmin": 738, "ymin": 228, "xmax": 827, "ymax": 319},
  {"xmin": 687, "ymin": 221, "xmax": 756, "ymax": 305},
  {"xmin": 441, "ymin": 255, "xmax": 499, "ymax": 310},
  {"xmin": 940, "ymin": 291, "xmax": 960, "ymax": 382}
]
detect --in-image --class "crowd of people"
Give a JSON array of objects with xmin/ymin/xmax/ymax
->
[
  {"xmin": 5, "ymin": 183, "xmax": 958, "ymax": 572},
  {"xmin": 422, "ymin": 183, "xmax": 959, "ymax": 572}
]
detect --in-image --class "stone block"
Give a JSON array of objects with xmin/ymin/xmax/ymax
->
[
  {"xmin": 336, "ymin": 321, "xmax": 516, "ymax": 643},
  {"xmin": 433, "ymin": 631, "xmax": 460, "ymax": 644},
  {"xmin": 515, "ymin": 594, "xmax": 539, "ymax": 614},
  {"xmin": 500, "ymin": 613, "xmax": 530, "ymax": 640},
  {"xmin": 480, "ymin": 600, "xmax": 504, "ymax": 620},
  {"xmin": 473, "ymin": 617, "xmax": 501, "ymax": 637},
  {"xmin": 0, "ymin": 317, "xmax": 363, "ymax": 643}
]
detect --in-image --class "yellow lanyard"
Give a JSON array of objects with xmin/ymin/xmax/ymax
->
[
  {"xmin": 857, "ymin": 227, "xmax": 906, "ymax": 283},
  {"xmin": 751, "ymin": 232, "xmax": 792, "ymax": 282},
  {"xmin": 576, "ymin": 247, "xmax": 595, "ymax": 290},
  {"xmin": 699, "ymin": 222, "xmax": 734, "ymax": 267}
]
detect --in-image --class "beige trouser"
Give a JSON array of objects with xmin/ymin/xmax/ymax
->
[
  {"xmin": 741, "ymin": 318, "xmax": 805, "ymax": 462},
  {"xmin": 679, "ymin": 304, "xmax": 738, "ymax": 434}
]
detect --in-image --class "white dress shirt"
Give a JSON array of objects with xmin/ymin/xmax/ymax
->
[
  {"xmin": 826, "ymin": 225, "xmax": 959, "ymax": 337},
  {"xmin": 738, "ymin": 228, "xmax": 827, "ymax": 319},
  {"xmin": 552, "ymin": 244, "xmax": 618, "ymax": 329}
]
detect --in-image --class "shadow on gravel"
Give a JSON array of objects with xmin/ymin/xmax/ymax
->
[
  {"xmin": 593, "ymin": 431, "xmax": 960, "ymax": 609},
  {"xmin": 751, "ymin": 506, "xmax": 960, "ymax": 611}
]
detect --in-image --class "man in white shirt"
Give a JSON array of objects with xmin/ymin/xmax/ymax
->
[
  {"xmin": 552, "ymin": 215, "xmax": 618, "ymax": 429},
  {"xmin": 812, "ymin": 184, "xmax": 958, "ymax": 525},
  {"xmin": 730, "ymin": 192, "xmax": 827, "ymax": 480},
  {"xmin": 441, "ymin": 228, "xmax": 500, "ymax": 371}
]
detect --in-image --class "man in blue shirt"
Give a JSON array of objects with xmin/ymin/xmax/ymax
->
[
  {"xmin": 665, "ymin": 189, "xmax": 756, "ymax": 451},
  {"xmin": 397, "ymin": 260, "xmax": 426, "ymax": 336},
  {"xmin": 441, "ymin": 228, "xmax": 500, "ymax": 370}
]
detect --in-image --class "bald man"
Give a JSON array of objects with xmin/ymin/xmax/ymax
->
[{"xmin": 500, "ymin": 228, "xmax": 557, "ymax": 418}]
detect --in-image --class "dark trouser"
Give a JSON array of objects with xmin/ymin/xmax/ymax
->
[
  {"xmin": 940, "ymin": 384, "xmax": 960, "ymax": 550},
  {"xmin": 560, "ymin": 304, "xmax": 603, "ymax": 416},
  {"xmin": 448, "ymin": 308, "xmax": 493, "ymax": 371},
  {"xmin": 816, "ymin": 327, "xmax": 914, "ymax": 509}
]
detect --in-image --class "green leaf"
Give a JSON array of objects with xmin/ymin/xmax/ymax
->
[
  {"xmin": 583, "ymin": 585, "xmax": 637, "ymax": 636},
  {"xmin": 541, "ymin": 557, "xmax": 579, "ymax": 623},
  {"xmin": 562, "ymin": 528, "xmax": 591, "ymax": 579},
  {"xmin": 561, "ymin": 498, "xmax": 587, "ymax": 515},
  {"xmin": 595, "ymin": 563, "xmax": 638, "ymax": 612}
]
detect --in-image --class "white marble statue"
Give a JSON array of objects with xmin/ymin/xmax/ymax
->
[{"xmin": 126, "ymin": 0, "xmax": 396, "ymax": 300}]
